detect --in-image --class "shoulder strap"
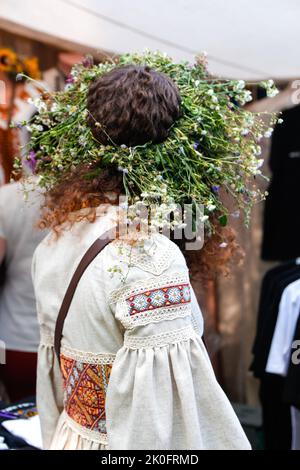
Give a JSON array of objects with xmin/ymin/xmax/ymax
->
[{"xmin": 54, "ymin": 228, "xmax": 116, "ymax": 363}]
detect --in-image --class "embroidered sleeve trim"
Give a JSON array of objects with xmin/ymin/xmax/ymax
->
[
  {"xmin": 110, "ymin": 272, "xmax": 192, "ymax": 329},
  {"xmin": 127, "ymin": 283, "xmax": 191, "ymax": 316},
  {"xmin": 109, "ymin": 271, "xmax": 189, "ymax": 305},
  {"xmin": 60, "ymin": 354, "xmax": 113, "ymax": 435},
  {"xmin": 123, "ymin": 325, "xmax": 196, "ymax": 349}
]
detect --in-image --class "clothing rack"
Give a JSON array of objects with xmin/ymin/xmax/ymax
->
[{"xmin": 251, "ymin": 259, "xmax": 300, "ymax": 450}]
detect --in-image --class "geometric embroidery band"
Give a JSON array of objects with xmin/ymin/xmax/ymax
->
[
  {"xmin": 126, "ymin": 283, "xmax": 191, "ymax": 316},
  {"xmin": 60, "ymin": 355, "xmax": 112, "ymax": 435}
]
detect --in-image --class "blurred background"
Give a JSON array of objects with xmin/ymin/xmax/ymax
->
[{"xmin": 0, "ymin": 0, "xmax": 300, "ymax": 450}]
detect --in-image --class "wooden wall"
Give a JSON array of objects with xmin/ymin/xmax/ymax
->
[{"xmin": 0, "ymin": 28, "xmax": 62, "ymax": 71}]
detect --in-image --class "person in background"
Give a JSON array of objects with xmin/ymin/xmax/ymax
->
[
  {"xmin": 0, "ymin": 166, "xmax": 4, "ymax": 186},
  {"xmin": 247, "ymin": 81, "xmax": 297, "ymax": 114},
  {"xmin": 247, "ymin": 80, "xmax": 300, "ymax": 261},
  {"xmin": 0, "ymin": 179, "xmax": 46, "ymax": 401}
]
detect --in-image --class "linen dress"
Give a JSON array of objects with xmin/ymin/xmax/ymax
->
[{"xmin": 32, "ymin": 205, "xmax": 251, "ymax": 450}]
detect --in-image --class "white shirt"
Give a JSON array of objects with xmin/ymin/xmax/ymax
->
[
  {"xmin": 266, "ymin": 278, "xmax": 300, "ymax": 376},
  {"xmin": 0, "ymin": 181, "xmax": 46, "ymax": 351}
]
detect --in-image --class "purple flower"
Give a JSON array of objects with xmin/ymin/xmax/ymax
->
[
  {"xmin": 212, "ymin": 185, "xmax": 220, "ymax": 193},
  {"xmin": 193, "ymin": 142, "xmax": 199, "ymax": 150},
  {"xmin": 66, "ymin": 74, "xmax": 74, "ymax": 84},
  {"xmin": 16, "ymin": 73, "xmax": 24, "ymax": 82},
  {"xmin": 82, "ymin": 56, "xmax": 93, "ymax": 68},
  {"xmin": 23, "ymin": 151, "xmax": 37, "ymax": 173},
  {"xmin": 13, "ymin": 121, "xmax": 24, "ymax": 129}
]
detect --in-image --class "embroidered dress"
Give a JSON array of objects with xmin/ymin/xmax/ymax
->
[{"xmin": 33, "ymin": 206, "xmax": 251, "ymax": 450}]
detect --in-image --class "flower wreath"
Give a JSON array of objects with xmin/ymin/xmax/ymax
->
[{"xmin": 15, "ymin": 51, "xmax": 279, "ymax": 236}]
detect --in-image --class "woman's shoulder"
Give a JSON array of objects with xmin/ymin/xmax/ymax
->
[
  {"xmin": 100, "ymin": 232, "xmax": 188, "ymax": 298},
  {"xmin": 101, "ymin": 233, "xmax": 190, "ymax": 314},
  {"xmin": 106, "ymin": 232, "xmax": 186, "ymax": 274}
]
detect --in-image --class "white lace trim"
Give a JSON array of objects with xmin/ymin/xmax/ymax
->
[
  {"xmin": 60, "ymin": 345, "xmax": 116, "ymax": 364},
  {"xmin": 112, "ymin": 234, "xmax": 180, "ymax": 276},
  {"xmin": 123, "ymin": 304, "xmax": 191, "ymax": 329},
  {"xmin": 62, "ymin": 410, "xmax": 108, "ymax": 445},
  {"xmin": 123, "ymin": 325, "xmax": 197, "ymax": 349}
]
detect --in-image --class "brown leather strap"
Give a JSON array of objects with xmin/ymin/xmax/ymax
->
[{"xmin": 54, "ymin": 228, "xmax": 116, "ymax": 363}]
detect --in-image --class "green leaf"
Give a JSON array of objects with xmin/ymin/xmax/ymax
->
[{"xmin": 218, "ymin": 214, "xmax": 228, "ymax": 227}]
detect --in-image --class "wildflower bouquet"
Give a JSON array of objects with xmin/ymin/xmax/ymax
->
[{"xmin": 15, "ymin": 51, "xmax": 278, "ymax": 233}]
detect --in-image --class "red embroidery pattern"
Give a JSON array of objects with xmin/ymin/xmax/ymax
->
[
  {"xmin": 126, "ymin": 283, "xmax": 191, "ymax": 316},
  {"xmin": 60, "ymin": 355, "xmax": 112, "ymax": 433}
]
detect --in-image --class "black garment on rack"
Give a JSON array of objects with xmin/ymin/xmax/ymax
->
[
  {"xmin": 251, "ymin": 263, "xmax": 300, "ymax": 450},
  {"xmin": 283, "ymin": 312, "xmax": 300, "ymax": 409},
  {"xmin": 250, "ymin": 263, "xmax": 300, "ymax": 378},
  {"xmin": 261, "ymin": 105, "xmax": 300, "ymax": 261},
  {"xmin": 259, "ymin": 373, "xmax": 292, "ymax": 450}
]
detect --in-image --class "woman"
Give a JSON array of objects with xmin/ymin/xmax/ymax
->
[
  {"xmin": 0, "ymin": 179, "xmax": 45, "ymax": 401},
  {"xmin": 32, "ymin": 61, "xmax": 251, "ymax": 450}
]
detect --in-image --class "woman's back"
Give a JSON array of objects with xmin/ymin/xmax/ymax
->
[
  {"xmin": 33, "ymin": 206, "xmax": 250, "ymax": 450},
  {"xmin": 28, "ymin": 54, "xmax": 259, "ymax": 450}
]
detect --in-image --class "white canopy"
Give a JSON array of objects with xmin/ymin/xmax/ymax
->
[{"xmin": 0, "ymin": 0, "xmax": 299, "ymax": 79}]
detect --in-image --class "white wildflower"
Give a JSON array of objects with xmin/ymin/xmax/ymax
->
[
  {"xmin": 234, "ymin": 80, "xmax": 245, "ymax": 91},
  {"xmin": 264, "ymin": 128, "xmax": 273, "ymax": 138},
  {"xmin": 231, "ymin": 210, "xmax": 240, "ymax": 219}
]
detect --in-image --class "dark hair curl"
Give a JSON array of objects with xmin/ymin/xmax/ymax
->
[{"xmin": 86, "ymin": 65, "xmax": 181, "ymax": 146}]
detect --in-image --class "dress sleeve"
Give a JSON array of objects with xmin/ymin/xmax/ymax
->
[
  {"xmin": 0, "ymin": 187, "xmax": 6, "ymax": 239},
  {"xmin": 36, "ymin": 341, "xmax": 64, "ymax": 449},
  {"xmin": 190, "ymin": 285, "xmax": 204, "ymax": 336},
  {"xmin": 105, "ymin": 239, "xmax": 250, "ymax": 450},
  {"xmin": 32, "ymin": 251, "xmax": 64, "ymax": 449}
]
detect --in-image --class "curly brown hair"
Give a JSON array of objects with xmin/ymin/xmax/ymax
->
[{"xmin": 40, "ymin": 64, "xmax": 243, "ymax": 278}]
